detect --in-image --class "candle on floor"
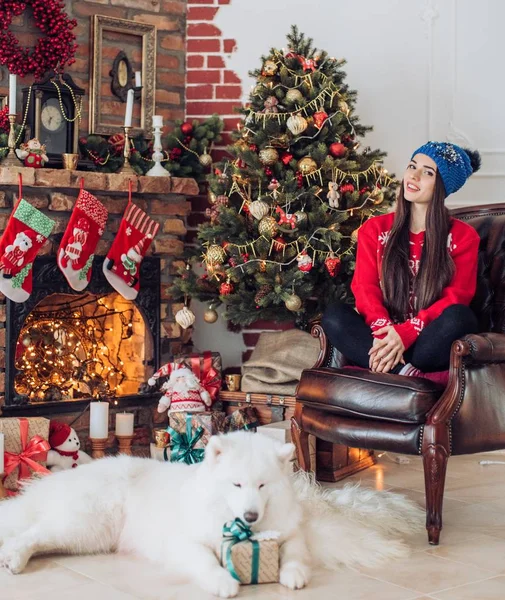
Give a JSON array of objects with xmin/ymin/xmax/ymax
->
[
  {"xmin": 135, "ymin": 71, "xmax": 142, "ymax": 87},
  {"xmin": 124, "ymin": 88, "xmax": 134, "ymax": 128},
  {"xmin": 115, "ymin": 412, "xmax": 134, "ymax": 436},
  {"xmin": 152, "ymin": 114, "xmax": 163, "ymax": 128},
  {"xmin": 90, "ymin": 401, "xmax": 109, "ymax": 439},
  {"xmin": 8, "ymin": 73, "xmax": 16, "ymax": 114},
  {"xmin": 0, "ymin": 433, "xmax": 4, "ymax": 474}
]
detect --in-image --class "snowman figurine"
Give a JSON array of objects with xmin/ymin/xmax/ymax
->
[{"xmin": 46, "ymin": 421, "xmax": 93, "ymax": 472}]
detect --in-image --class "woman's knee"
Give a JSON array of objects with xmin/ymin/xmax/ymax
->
[
  {"xmin": 437, "ymin": 304, "xmax": 479, "ymax": 334},
  {"xmin": 321, "ymin": 301, "xmax": 351, "ymax": 337}
]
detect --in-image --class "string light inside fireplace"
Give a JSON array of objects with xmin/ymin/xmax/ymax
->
[{"xmin": 14, "ymin": 293, "xmax": 134, "ymax": 402}]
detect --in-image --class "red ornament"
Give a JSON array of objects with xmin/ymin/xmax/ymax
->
[
  {"xmin": 249, "ymin": 144, "xmax": 258, "ymax": 152},
  {"xmin": 296, "ymin": 171, "xmax": 304, "ymax": 189},
  {"xmin": 108, "ymin": 133, "xmax": 125, "ymax": 155},
  {"xmin": 236, "ymin": 159, "xmax": 246, "ymax": 169},
  {"xmin": 219, "ymin": 280, "xmax": 235, "ymax": 296},
  {"xmin": 180, "ymin": 122, "xmax": 193, "ymax": 135},
  {"xmin": 272, "ymin": 236, "xmax": 287, "ymax": 252},
  {"xmin": 340, "ymin": 183, "xmax": 355, "ymax": 194},
  {"xmin": 325, "ymin": 254, "xmax": 341, "ymax": 277},
  {"xmin": 264, "ymin": 167, "xmax": 273, "ymax": 176},
  {"xmin": 313, "ymin": 111, "xmax": 328, "ymax": 129},
  {"xmin": 298, "ymin": 56, "xmax": 317, "ymax": 72},
  {"xmin": 0, "ymin": 0, "xmax": 78, "ymax": 80},
  {"xmin": 329, "ymin": 143, "xmax": 347, "ymax": 158},
  {"xmin": 296, "ymin": 251, "xmax": 313, "ymax": 272},
  {"xmin": 169, "ymin": 147, "xmax": 182, "ymax": 160},
  {"xmin": 281, "ymin": 152, "xmax": 294, "ymax": 166}
]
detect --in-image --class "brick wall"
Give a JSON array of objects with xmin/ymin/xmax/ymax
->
[{"xmin": 0, "ymin": 0, "xmax": 187, "ymax": 132}]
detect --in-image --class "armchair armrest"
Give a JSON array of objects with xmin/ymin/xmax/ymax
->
[
  {"xmin": 452, "ymin": 332, "xmax": 505, "ymax": 363},
  {"xmin": 310, "ymin": 323, "xmax": 348, "ymax": 369}
]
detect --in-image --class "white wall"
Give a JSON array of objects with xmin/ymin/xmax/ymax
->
[
  {"xmin": 215, "ymin": 0, "xmax": 504, "ymax": 207},
  {"xmin": 193, "ymin": 0, "xmax": 503, "ymax": 368}
]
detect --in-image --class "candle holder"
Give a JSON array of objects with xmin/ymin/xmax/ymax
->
[
  {"xmin": 146, "ymin": 123, "xmax": 170, "ymax": 177},
  {"xmin": 119, "ymin": 126, "xmax": 136, "ymax": 174},
  {"xmin": 116, "ymin": 434, "xmax": 134, "ymax": 456},
  {"xmin": 0, "ymin": 476, "xmax": 8, "ymax": 500},
  {"xmin": 3, "ymin": 114, "xmax": 21, "ymax": 167},
  {"xmin": 89, "ymin": 438, "xmax": 108, "ymax": 459}
]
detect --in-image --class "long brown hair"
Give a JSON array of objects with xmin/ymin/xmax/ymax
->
[{"xmin": 381, "ymin": 171, "xmax": 454, "ymax": 323}]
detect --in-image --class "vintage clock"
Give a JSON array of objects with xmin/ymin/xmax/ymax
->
[{"xmin": 22, "ymin": 71, "xmax": 84, "ymax": 169}]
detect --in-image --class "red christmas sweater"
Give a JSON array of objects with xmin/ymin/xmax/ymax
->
[{"xmin": 351, "ymin": 212, "xmax": 480, "ymax": 350}]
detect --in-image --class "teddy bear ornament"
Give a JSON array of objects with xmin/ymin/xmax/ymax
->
[{"xmin": 46, "ymin": 421, "xmax": 92, "ymax": 471}]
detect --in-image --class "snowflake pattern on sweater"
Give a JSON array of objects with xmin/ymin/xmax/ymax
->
[{"xmin": 351, "ymin": 212, "xmax": 480, "ymax": 350}]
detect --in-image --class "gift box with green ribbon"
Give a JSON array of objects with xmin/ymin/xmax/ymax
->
[
  {"xmin": 220, "ymin": 519, "xmax": 279, "ymax": 585},
  {"xmin": 167, "ymin": 411, "xmax": 227, "ymax": 463},
  {"xmin": 224, "ymin": 407, "xmax": 260, "ymax": 433}
]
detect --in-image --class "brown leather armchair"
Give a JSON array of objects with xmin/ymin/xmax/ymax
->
[{"xmin": 291, "ymin": 204, "xmax": 505, "ymax": 545}]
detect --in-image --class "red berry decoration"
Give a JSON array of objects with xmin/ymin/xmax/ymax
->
[
  {"xmin": 264, "ymin": 167, "xmax": 273, "ymax": 176},
  {"xmin": 325, "ymin": 254, "xmax": 341, "ymax": 277},
  {"xmin": 0, "ymin": 0, "xmax": 78, "ymax": 80},
  {"xmin": 281, "ymin": 152, "xmax": 294, "ymax": 166},
  {"xmin": 249, "ymin": 144, "xmax": 258, "ymax": 152},
  {"xmin": 0, "ymin": 105, "xmax": 8, "ymax": 133},
  {"xmin": 329, "ymin": 143, "xmax": 347, "ymax": 158},
  {"xmin": 180, "ymin": 122, "xmax": 193, "ymax": 136},
  {"xmin": 340, "ymin": 183, "xmax": 355, "ymax": 194},
  {"xmin": 313, "ymin": 111, "xmax": 328, "ymax": 129},
  {"xmin": 219, "ymin": 280, "xmax": 235, "ymax": 296}
]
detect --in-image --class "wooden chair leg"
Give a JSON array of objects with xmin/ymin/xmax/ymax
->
[
  {"xmin": 291, "ymin": 403, "xmax": 311, "ymax": 472},
  {"xmin": 422, "ymin": 426, "xmax": 450, "ymax": 545}
]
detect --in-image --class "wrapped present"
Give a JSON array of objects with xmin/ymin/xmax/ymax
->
[
  {"xmin": 0, "ymin": 417, "xmax": 51, "ymax": 492},
  {"xmin": 225, "ymin": 407, "xmax": 260, "ymax": 433},
  {"xmin": 220, "ymin": 519, "xmax": 279, "ymax": 585},
  {"xmin": 257, "ymin": 421, "xmax": 316, "ymax": 472},
  {"xmin": 167, "ymin": 411, "xmax": 226, "ymax": 464},
  {"xmin": 174, "ymin": 351, "xmax": 222, "ymax": 404}
]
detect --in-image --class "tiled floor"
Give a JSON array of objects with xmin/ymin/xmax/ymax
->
[{"xmin": 3, "ymin": 451, "xmax": 505, "ymax": 599}]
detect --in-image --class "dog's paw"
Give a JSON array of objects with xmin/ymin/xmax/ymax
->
[
  {"xmin": 203, "ymin": 568, "xmax": 240, "ymax": 598},
  {"xmin": 0, "ymin": 547, "xmax": 29, "ymax": 574},
  {"xmin": 280, "ymin": 561, "xmax": 310, "ymax": 590}
]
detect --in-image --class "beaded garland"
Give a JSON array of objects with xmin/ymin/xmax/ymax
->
[{"xmin": 0, "ymin": 0, "xmax": 78, "ymax": 80}]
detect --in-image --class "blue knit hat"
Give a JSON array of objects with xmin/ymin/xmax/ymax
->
[{"xmin": 411, "ymin": 141, "xmax": 481, "ymax": 196}]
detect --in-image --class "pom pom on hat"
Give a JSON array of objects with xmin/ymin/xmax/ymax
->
[
  {"xmin": 411, "ymin": 141, "xmax": 482, "ymax": 196},
  {"xmin": 49, "ymin": 421, "xmax": 72, "ymax": 449}
]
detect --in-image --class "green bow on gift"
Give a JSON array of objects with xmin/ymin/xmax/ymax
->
[
  {"xmin": 222, "ymin": 518, "xmax": 260, "ymax": 584},
  {"xmin": 165, "ymin": 415, "xmax": 205, "ymax": 465}
]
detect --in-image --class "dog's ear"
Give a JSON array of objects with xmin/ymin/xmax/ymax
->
[
  {"xmin": 277, "ymin": 442, "xmax": 295, "ymax": 465},
  {"xmin": 205, "ymin": 435, "xmax": 225, "ymax": 465}
]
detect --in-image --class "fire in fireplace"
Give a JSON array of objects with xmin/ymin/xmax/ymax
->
[{"xmin": 5, "ymin": 256, "xmax": 160, "ymax": 414}]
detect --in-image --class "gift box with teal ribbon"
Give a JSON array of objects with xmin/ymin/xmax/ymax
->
[
  {"xmin": 167, "ymin": 411, "xmax": 226, "ymax": 460},
  {"xmin": 224, "ymin": 407, "xmax": 260, "ymax": 433},
  {"xmin": 220, "ymin": 518, "xmax": 279, "ymax": 585}
]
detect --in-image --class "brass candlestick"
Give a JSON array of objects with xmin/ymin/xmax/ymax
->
[
  {"xmin": 89, "ymin": 438, "xmax": 108, "ymax": 459},
  {"xmin": 0, "ymin": 477, "xmax": 8, "ymax": 500},
  {"xmin": 116, "ymin": 434, "xmax": 134, "ymax": 456},
  {"xmin": 119, "ymin": 126, "xmax": 135, "ymax": 174},
  {"xmin": 3, "ymin": 115, "xmax": 21, "ymax": 167}
]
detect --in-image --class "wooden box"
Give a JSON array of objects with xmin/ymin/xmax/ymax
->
[{"xmin": 217, "ymin": 391, "xmax": 375, "ymax": 482}]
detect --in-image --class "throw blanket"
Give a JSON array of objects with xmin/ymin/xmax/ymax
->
[{"xmin": 241, "ymin": 329, "xmax": 320, "ymax": 395}]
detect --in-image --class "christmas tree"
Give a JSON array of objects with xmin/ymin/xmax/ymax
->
[{"xmin": 172, "ymin": 27, "xmax": 397, "ymax": 328}]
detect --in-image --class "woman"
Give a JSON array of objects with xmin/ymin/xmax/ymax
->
[{"xmin": 322, "ymin": 141, "xmax": 481, "ymax": 379}]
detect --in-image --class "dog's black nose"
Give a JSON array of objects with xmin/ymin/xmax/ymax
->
[{"xmin": 243, "ymin": 511, "xmax": 258, "ymax": 523}]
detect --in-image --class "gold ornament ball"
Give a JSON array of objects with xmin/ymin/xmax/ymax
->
[
  {"xmin": 206, "ymin": 244, "xmax": 227, "ymax": 265},
  {"xmin": 208, "ymin": 190, "xmax": 217, "ymax": 205},
  {"xmin": 338, "ymin": 100, "xmax": 350, "ymax": 115},
  {"xmin": 286, "ymin": 114, "xmax": 308, "ymax": 135},
  {"xmin": 258, "ymin": 216, "xmax": 278, "ymax": 238},
  {"xmin": 258, "ymin": 147, "xmax": 279, "ymax": 166},
  {"xmin": 370, "ymin": 188, "xmax": 384, "ymax": 205},
  {"xmin": 294, "ymin": 211, "xmax": 308, "ymax": 227},
  {"xmin": 204, "ymin": 307, "xmax": 219, "ymax": 323},
  {"xmin": 285, "ymin": 88, "xmax": 304, "ymax": 104},
  {"xmin": 297, "ymin": 156, "xmax": 318, "ymax": 175},
  {"xmin": 199, "ymin": 152, "xmax": 213, "ymax": 167},
  {"xmin": 285, "ymin": 293, "xmax": 302, "ymax": 312},
  {"xmin": 262, "ymin": 60, "xmax": 278, "ymax": 76}
]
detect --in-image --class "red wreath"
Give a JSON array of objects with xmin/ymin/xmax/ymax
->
[{"xmin": 0, "ymin": 0, "xmax": 77, "ymax": 80}]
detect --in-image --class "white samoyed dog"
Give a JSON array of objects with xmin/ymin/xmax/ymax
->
[{"xmin": 0, "ymin": 432, "xmax": 423, "ymax": 597}]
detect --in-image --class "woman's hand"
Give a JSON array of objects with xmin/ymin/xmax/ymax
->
[{"xmin": 369, "ymin": 326, "xmax": 405, "ymax": 373}]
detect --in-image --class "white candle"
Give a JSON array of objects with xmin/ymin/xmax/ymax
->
[
  {"xmin": 8, "ymin": 74, "xmax": 16, "ymax": 114},
  {"xmin": 0, "ymin": 433, "xmax": 4, "ymax": 474},
  {"xmin": 90, "ymin": 401, "xmax": 109, "ymax": 439},
  {"xmin": 115, "ymin": 412, "xmax": 134, "ymax": 436},
  {"xmin": 135, "ymin": 71, "xmax": 142, "ymax": 87},
  {"xmin": 124, "ymin": 88, "xmax": 134, "ymax": 127},
  {"xmin": 152, "ymin": 114, "xmax": 163, "ymax": 128}
]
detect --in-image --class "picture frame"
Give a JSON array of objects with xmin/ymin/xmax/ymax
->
[{"xmin": 90, "ymin": 15, "xmax": 156, "ymax": 137}]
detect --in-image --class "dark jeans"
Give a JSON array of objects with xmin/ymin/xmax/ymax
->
[{"xmin": 321, "ymin": 302, "xmax": 479, "ymax": 372}]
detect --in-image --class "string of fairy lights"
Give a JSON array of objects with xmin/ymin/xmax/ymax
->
[{"xmin": 15, "ymin": 294, "xmax": 135, "ymax": 402}]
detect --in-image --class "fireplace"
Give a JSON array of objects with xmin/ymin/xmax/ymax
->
[{"xmin": 3, "ymin": 256, "xmax": 160, "ymax": 415}]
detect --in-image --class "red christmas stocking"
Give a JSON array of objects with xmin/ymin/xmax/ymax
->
[
  {"xmin": 103, "ymin": 200, "xmax": 159, "ymax": 300},
  {"xmin": 57, "ymin": 184, "xmax": 108, "ymax": 291},
  {"xmin": 0, "ymin": 193, "xmax": 55, "ymax": 303}
]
